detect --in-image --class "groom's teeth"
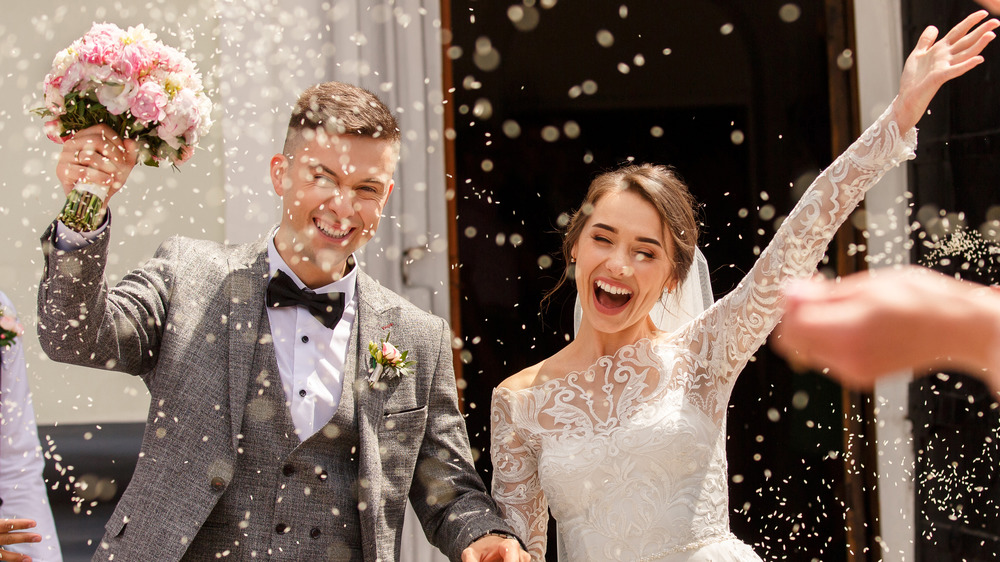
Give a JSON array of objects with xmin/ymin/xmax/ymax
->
[
  {"xmin": 316, "ymin": 220, "xmax": 349, "ymax": 238},
  {"xmin": 595, "ymin": 280, "xmax": 631, "ymax": 295}
]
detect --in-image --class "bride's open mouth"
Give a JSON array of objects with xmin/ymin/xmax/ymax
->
[{"xmin": 594, "ymin": 279, "xmax": 633, "ymax": 312}]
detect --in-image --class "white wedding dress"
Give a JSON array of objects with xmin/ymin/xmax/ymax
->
[{"xmin": 490, "ymin": 104, "xmax": 917, "ymax": 561}]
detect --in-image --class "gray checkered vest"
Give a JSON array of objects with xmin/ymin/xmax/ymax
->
[{"xmin": 184, "ymin": 310, "xmax": 364, "ymax": 561}]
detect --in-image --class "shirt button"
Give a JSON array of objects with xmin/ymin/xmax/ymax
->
[
  {"xmin": 282, "ymin": 463, "xmax": 295, "ymax": 477},
  {"xmin": 299, "ymin": 389, "xmax": 307, "ymax": 397},
  {"xmin": 310, "ymin": 527, "xmax": 322, "ymax": 539},
  {"xmin": 317, "ymin": 470, "xmax": 328, "ymax": 482},
  {"xmin": 210, "ymin": 476, "xmax": 226, "ymax": 491},
  {"xmin": 275, "ymin": 523, "xmax": 289, "ymax": 534},
  {"xmin": 301, "ymin": 335, "xmax": 309, "ymax": 343}
]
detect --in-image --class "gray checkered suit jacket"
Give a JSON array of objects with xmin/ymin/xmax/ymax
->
[{"xmin": 37, "ymin": 224, "xmax": 513, "ymax": 561}]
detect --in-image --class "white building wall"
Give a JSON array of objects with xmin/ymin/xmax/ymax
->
[{"xmin": 854, "ymin": 1, "xmax": 916, "ymax": 560}]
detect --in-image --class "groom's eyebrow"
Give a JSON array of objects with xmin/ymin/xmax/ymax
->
[{"xmin": 592, "ymin": 223, "xmax": 663, "ymax": 248}]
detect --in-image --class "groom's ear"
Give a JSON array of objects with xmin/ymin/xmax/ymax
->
[{"xmin": 270, "ymin": 154, "xmax": 290, "ymax": 196}]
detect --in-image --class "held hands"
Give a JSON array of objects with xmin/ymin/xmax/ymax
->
[
  {"xmin": 894, "ymin": 10, "xmax": 999, "ymax": 132},
  {"xmin": 462, "ymin": 534, "xmax": 530, "ymax": 562},
  {"xmin": 0, "ymin": 519, "xmax": 41, "ymax": 562},
  {"xmin": 56, "ymin": 124, "xmax": 138, "ymax": 200}
]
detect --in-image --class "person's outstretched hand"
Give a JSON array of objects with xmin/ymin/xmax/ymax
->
[
  {"xmin": 0, "ymin": 519, "xmax": 41, "ymax": 562},
  {"xmin": 976, "ymin": 0, "xmax": 1000, "ymax": 15},
  {"xmin": 894, "ymin": 10, "xmax": 999, "ymax": 132},
  {"xmin": 773, "ymin": 267, "xmax": 1000, "ymax": 391}
]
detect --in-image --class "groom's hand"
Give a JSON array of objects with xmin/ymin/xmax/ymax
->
[
  {"xmin": 56, "ymin": 124, "xmax": 138, "ymax": 200},
  {"xmin": 461, "ymin": 534, "xmax": 530, "ymax": 562}
]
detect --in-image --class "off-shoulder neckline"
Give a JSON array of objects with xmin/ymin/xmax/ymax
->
[{"xmin": 494, "ymin": 335, "xmax": 667, "ymax": 396}]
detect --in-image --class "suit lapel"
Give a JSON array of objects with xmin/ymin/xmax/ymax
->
[{"xmin": 226, "ymin": 241, "xmax": 272, "ymax": 450}]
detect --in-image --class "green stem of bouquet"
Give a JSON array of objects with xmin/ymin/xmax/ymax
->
[
  {"xmin": 58, "ymin": 189, "xmax": 105, "ymax": 232},
  {"xmin": 58, "ymin": 93, "xmax": 134, "ymax": 140}
]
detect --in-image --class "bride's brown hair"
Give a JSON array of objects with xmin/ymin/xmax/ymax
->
[{"xmin": 545, "ymin": 164, "xmax": 699, "ymax": 306}]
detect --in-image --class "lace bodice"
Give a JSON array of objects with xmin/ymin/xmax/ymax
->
[{"xmin": 490, "ymin": 104, "xmax": 917, "ymax": 561}]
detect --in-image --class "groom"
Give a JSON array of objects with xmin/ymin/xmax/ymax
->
[{"xmin": 37, "ymin": 82, "xmax": 526, "ymax": 561}]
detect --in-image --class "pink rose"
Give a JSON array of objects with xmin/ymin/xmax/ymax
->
[
  {"xmin": 43, "ymin": 78, "xmax": 66, "ymax": 114},
  {"xmin": 58, "ymin": 62, "xmax": 86, "ymax": 96},
  {"xmin": 156, "ymin": 89, "xmax": 200, "ymax": 148},
  {"xmin": 78, "ymin": 30, "xmax": 120, "ymax": 66},
  {"xmin": 79, "ymin": 23, "xmax": 124, "ymax": 64},
  {"xmin": 175, "ymin": 145, "xmax": 195, "ymax": 164},
  {"xmin": 155, "ymin": 44, "xmax": 187, "ymax": 73},
  {"xmin": 129, "ymin": 81, "xmax": 167, "ymax": 124},
  {"xmin": 0, "ymin": 315, "xmax": 22, "ymax": 334},
  {"xmin": 381, "ymin": 342, "xmax": 402, "ymax": 364},
  {"xmin": 115, "ymin": 43, "xmax": 152, "ymax": 79},
  {"xmin": 44, "ymin": 119, "xmax": 65, "ymax": 144}
]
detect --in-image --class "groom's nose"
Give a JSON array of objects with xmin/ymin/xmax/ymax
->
[{"xmin": 324, "ymin": 188, "xmax": 355, "ymax": 217}]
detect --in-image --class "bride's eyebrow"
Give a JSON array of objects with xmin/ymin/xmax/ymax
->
[{"xmin": 592, "ymin": 223, "xmax": 663, "ymax": 248}]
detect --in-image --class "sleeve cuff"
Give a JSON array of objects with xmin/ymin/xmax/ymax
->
[
  {"xmin": 471, "ymin": 529, "xmax": 529, "ymax": 553},
  {"xmin": 54, "ymin": 212, "xmax": 110, "ymax": 251}
]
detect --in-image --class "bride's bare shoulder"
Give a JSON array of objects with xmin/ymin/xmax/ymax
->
[
  {"xmin": 498, "ymin": 347, "xmax": 579, "ymax": 392},
  {"xmin": 497, "ymin": 362, "xmax": 545, "ymax": 392}
]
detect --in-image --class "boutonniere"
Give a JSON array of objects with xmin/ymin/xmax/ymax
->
[
  {"xmin": 368, "ymin": 332, "xmax": 416, "ymax": 388},
  {"xmin": 0, "ymin": 309, "xmax": 24, "ymax": 350}
]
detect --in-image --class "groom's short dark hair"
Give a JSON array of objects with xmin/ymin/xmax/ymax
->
[{"xmin": 283, "ymin": 82, "xmax": 400, "ymax": 157}]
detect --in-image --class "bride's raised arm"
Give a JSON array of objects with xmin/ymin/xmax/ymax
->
[{"xmin": 687, "ymin": 10, "xmax": 998, "ymax": 401}]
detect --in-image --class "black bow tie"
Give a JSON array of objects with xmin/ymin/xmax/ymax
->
[{"xmin": 266, "ymin": 270, "xmax": 345, "ymax": 330}]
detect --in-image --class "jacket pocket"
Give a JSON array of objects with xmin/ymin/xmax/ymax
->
[{"xmin": 380, "ymin": 405, "xmax": 428, "ymax": 439}]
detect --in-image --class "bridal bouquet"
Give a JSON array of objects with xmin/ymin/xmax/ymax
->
[
  {"xmin": 0, "ymin": 309, "xmax": 24, "ymax": 350},
  {"xmin": 34, "ymin": 22, "xmax": 212, "ymax": 231}
]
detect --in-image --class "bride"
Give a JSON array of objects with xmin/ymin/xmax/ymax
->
[{"xmin": 489, "ymin": 11, "xmax": 998, "ymax": 562}]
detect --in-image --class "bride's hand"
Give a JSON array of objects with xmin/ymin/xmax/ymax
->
[{"xmin": 893, "ymin": 10, "xmax": 999, "ymax": 132}]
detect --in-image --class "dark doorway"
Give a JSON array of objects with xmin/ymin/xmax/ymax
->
[
  {"xmin": 902, "ymin": 1, "xmax": 1000, "ymax": 560},
  {"xmin": 448, "ymin": 1, "xmax": 852, "ymax": 559}
]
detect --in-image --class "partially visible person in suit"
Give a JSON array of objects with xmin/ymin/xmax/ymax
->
[
  {"xmin": 1, "ymin": 292, "xmax": 62, "ymax": 562},
  {"xmin": 773, "ymin": 266, "xmax": 1000, "ymax": 392},
  {"xmin": 37, "ymin": 82, "xmax": 527, "ymax": 561}
]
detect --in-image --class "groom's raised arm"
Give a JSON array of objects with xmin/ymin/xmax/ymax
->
[{"xmin": 37, "ymin": 124, "xmax": 171, "ymax": 378}]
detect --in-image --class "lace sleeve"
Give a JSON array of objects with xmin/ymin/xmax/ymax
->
[
  {"xmin": 686, "ymin": 101, "xmax": 917, "ymax": 412},
  {"xmin": 490, "ymin": 388, "xmax": 548, "ymax": 561}
]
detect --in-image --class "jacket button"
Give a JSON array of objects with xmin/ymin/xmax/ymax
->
[
  {"xmin": 282, "ymin": 463, "xmax": 295, "ymax": 476},
  {"xmin": 210, "ymin": 476, "xmax": 226, "ymax": 491},
  {"xmin": 275, "ymin": 523, "xmax": 289, "ymax": 534},
  {"xmin": 310, "ymin": 527, "xmax": 321, "ymax": 539},
  {"xmin": 317, "ymin": 470, "xmax": 328, "ymax": 482}
]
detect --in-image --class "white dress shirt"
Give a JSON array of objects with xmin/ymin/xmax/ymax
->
[
  {"xmin": 266, "ymin": 239, "xmax": 358, "ymax": 441},
  {"xmin": 53, "ymin": 220, "xmax": 359, "ymax": 442},
  {"xmin": 0, "ymin": 292, "xmax": 63, "ymax": 562}
]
